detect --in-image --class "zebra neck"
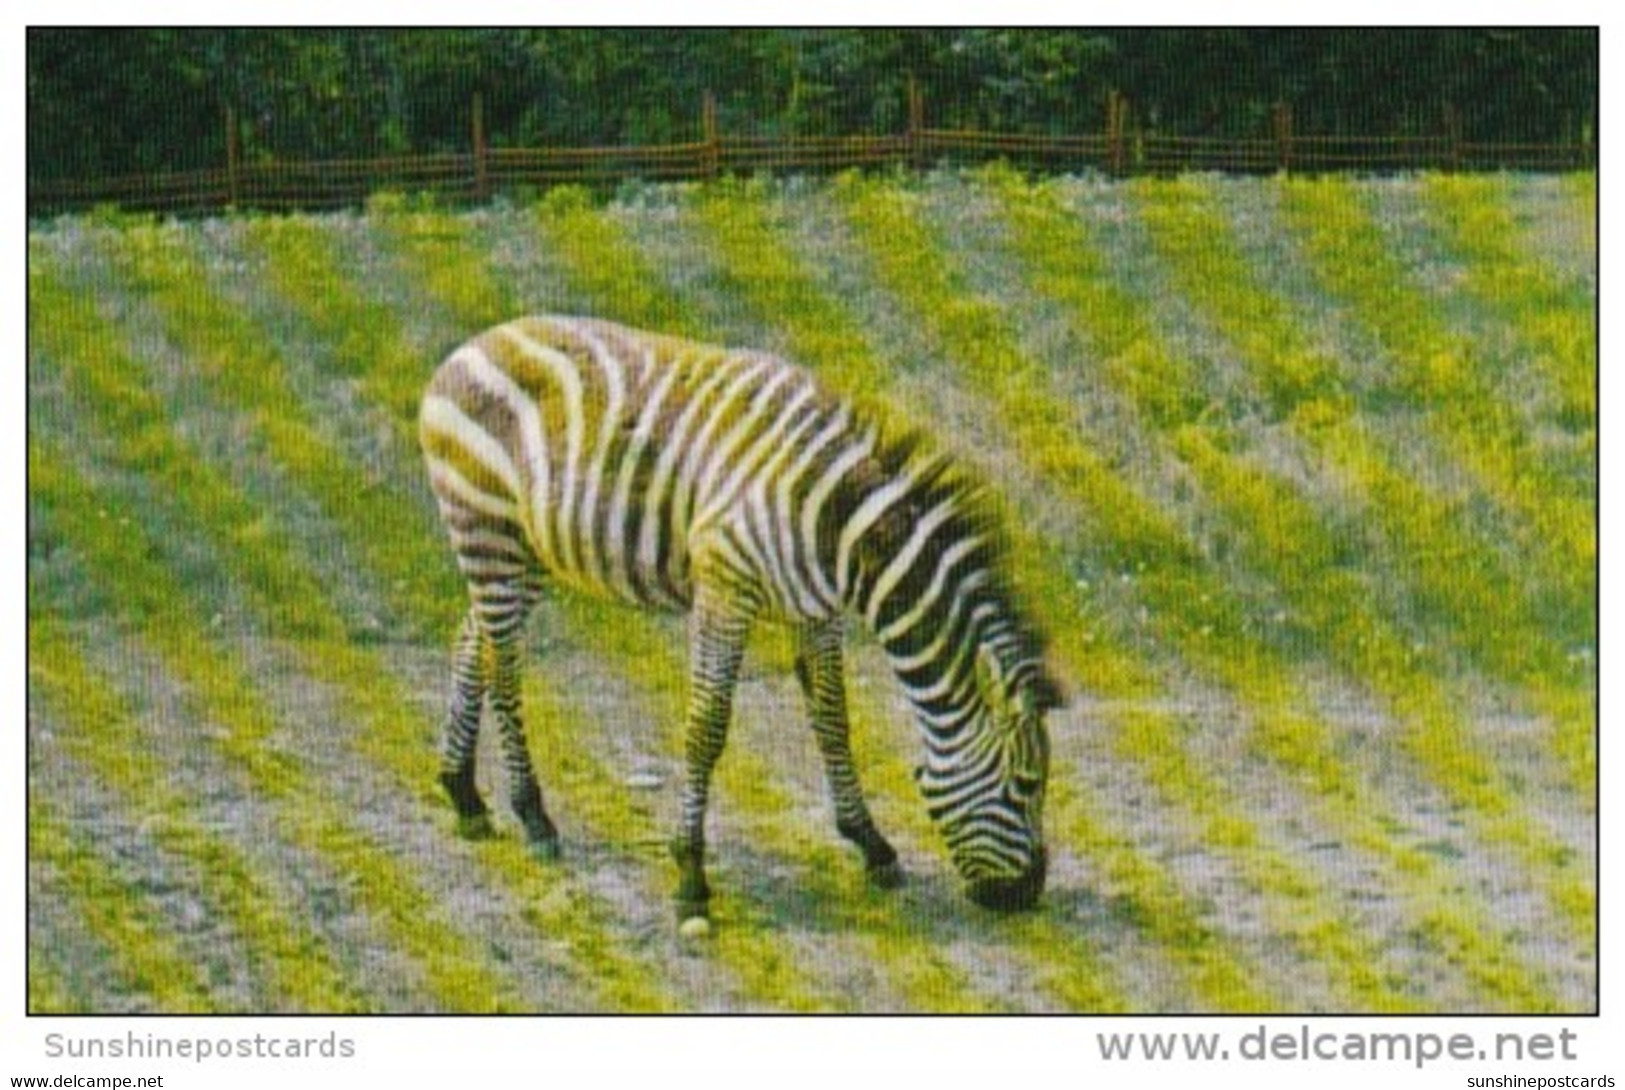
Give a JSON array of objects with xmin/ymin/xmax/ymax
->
[{"xmin": 843, "ymin": 493, "xmax": 995, "ymax": 736}]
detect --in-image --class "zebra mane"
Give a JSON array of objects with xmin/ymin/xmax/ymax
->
[{"xmin": 866, "ymin": 420, "xmax": 1003, "ymax": 552}]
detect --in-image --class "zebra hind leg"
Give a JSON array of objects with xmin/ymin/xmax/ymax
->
[
  {"xmin": 439, "ymin": 609, "xmax": 495, "ymax": 840},
  {"xmin": 795, "ymin": 622, "xmax": 904, "ymax": 890},
  {"xmin": 478, "ymin": 577, "xmax": 561, "ymax": 861}
]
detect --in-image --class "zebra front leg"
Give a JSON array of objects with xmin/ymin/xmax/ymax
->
[
  {"xmin": 795, "ymin": 622, "xmax": 903, "ymax": 889},
  {"xmin": 440, "ymin": 610, "xmax": 494, "ymax": 840},
  {"xmin": 671, "ymin": 582, "xmax": 759, "ymax": 933}
]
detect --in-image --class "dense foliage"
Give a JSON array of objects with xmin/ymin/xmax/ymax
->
[{"xmin": 28, "ymin": 28, "xmax": 1596, "ymax": 181}]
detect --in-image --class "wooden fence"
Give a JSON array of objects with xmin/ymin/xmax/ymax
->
[{"xmin": 27, "ymin": 91, "xmax": 1594, "ymax": 217}]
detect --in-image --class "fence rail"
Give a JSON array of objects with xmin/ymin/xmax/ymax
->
[{"xmin": 28, "ymin": 97, "xmax": 1595, "ymax": 217}]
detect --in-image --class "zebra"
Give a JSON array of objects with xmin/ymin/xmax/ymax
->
[{"xmin": 419, "ymin": 315, "xmax": 1061, "ymax": 929}]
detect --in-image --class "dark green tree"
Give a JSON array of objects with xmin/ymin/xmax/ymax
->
[{"xmin": 26, "ymin": 28, "xmax": 1597, "ymax": 184}]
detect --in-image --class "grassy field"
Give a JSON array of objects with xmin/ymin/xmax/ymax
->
[{"xmin": 27, "ymin": 168, "xmax": 1595, "ymax": 1013}]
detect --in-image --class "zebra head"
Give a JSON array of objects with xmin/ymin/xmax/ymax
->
[{"xmin": 916, "ymin": 638, "xmax": 1061, "ymax": 912}]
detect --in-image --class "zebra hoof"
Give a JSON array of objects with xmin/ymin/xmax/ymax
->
[
  {"xmin": 674, "ymin": 898, "xmax": 710, "ymax": 925},
  {"xmin": 456, "ymin": 812, "xmax": 495, "ymax": 840},
  {"xmin": 527, "ymin": 835, "xmax": 563, "ymax": 863},
  {"xmin": 867, "ymin": 860, "xmax": 906, "ymax": 890}
]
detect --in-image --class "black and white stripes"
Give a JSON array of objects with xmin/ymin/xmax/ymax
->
[{"xmin": 420, "ymin": 315, "xmax": 1060, "ymax": 924}]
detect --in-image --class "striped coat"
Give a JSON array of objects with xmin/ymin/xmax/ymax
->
[{"xmin": 421, "ymin": 316, "xmax": 1059, "ymax": 927}]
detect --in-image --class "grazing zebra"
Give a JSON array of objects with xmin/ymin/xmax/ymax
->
[{"xmin": 419, "ymin": 315, "xmax": 1061, "ymax": 928}]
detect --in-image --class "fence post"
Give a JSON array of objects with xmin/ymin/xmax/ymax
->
[
  {"xmin": 702, "ymin": 90, "xmax": 720, "ymax": 178},
  {"xmin": 1273, "ymin": 100, "xmax": 1294, "ymax": 173},
  {"xmin": 907, "ymin": 74, "xmax": 925, "ymax": 169},
  {"xmin": 472, "ymin": 91, "xmax": 489, "ymax": 201},
  {"xmin": 1106, "ymin": 89, "xmax": 1125, "ymax": 175},
  {"xmin": 225, "ymin": 103, "xmax": 241, "ymax": 206},
  {"xmin": 1443, "ymin": 102, "xmax": 1463, "ymax": 171}
]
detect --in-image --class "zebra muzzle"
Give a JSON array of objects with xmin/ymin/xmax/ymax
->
[{"xmin": 964, "ymin": 847, "xmax": 1047, "ymax": 912}]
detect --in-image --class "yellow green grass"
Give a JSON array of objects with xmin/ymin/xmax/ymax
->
[
  {"xmin": 30, "ymin": 441, "xmax": 527, "ymax": 1012},
  {"xmin": 1123, "ymin": 177, "xmax": 1591, "ymax": 906},
  {"xmin": 978, "ymin": 171, "xmax": 1590, "ymax": 840},
  {"xmin": 29, "ymin": 614, "xmax": 368, "ymax": 1012},
  {"xmin": 1276, "ymin": 178, "xmax": 1593, "ymax": 612},
  {"xmin": 24, "ymin": 955, "xmax": 79, "ymax": 1015},
  {"xmin": 29, "ymin": 804, "xmax": 222, "ymax": 1013},
  {"xmin": 970, "ymin": 172, "xmax": 1583, "ymax": 999},
  {"xmin": 83, "ymin": 222, "xmax": 461, "ymax": 640},
  {"xmin": 1563, "ymin": 173, "xmax": 1598, "ymax": 254},
  {"xmin": 1269, "ymin": 179, "xmax": 1596, "ymax": 823},
  {"xmin": 1419, "ymin": 174, "xmax": 1596, "ymax": 432}
]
